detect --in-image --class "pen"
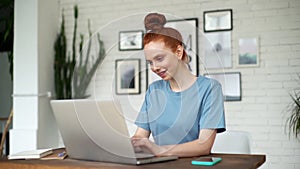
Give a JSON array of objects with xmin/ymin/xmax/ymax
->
[{"xmin": 58, "ymin": 151, "xmax": 66, "ymax": 157}]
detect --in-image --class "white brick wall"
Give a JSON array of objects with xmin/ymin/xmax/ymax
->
[{"xmin": 59, "ymin": 0, "xmax": 300, "ymax": 168}]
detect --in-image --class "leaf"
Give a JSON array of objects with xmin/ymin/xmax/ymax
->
[{"xmin": 286, "ymin": 80, "xmax": 300, "ymax": 140}]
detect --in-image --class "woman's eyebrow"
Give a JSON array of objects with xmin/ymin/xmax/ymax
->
[
  {"xmin": 146, "ymin": 54, "xmax": 162, "ymax": 62},
  {"xmin": 153, "ymin": 54, "xmax": 164, "ymax": 59}
]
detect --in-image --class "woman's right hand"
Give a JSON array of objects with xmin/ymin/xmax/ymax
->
[
  {"xmin": 131, "ymin": 136, "xmax": 143, "ymax": 153},
  {"xmin": 131, "ymin": 137, "xmax": 169, "ymax": 156}
]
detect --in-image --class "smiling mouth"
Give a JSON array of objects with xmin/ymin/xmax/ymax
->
[{"xmin": 157, "ymin": 71, "xmax": 167, "ymax": 78}]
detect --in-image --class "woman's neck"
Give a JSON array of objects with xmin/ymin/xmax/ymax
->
[{"xmin": 169, "ymin": 63, "xmax": 197, "ymax": 92}]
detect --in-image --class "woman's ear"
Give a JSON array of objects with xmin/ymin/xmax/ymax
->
[{"xmin": 176, "ymin": 45, "xmax": 184, "ymax": 60}]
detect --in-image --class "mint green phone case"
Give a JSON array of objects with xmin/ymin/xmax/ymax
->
[{"xmin": 191, "ymin": 157, "xmax": 222, "ymax": 166}]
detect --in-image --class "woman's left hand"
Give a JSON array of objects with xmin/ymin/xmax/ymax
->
[{"xmin": 131, "ymin": 137, "xmax": 169, "ymax": 156}]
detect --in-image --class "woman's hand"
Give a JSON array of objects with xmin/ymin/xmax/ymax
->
[
  {"xmin": 131, "ymin": 137, "xmax": 169, "ymax": 156},
  {"xmin": 131, "ymin": 136, "xmax": 144, "ymax": 153}
]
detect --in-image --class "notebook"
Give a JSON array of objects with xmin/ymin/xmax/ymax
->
[
  {"xmin": 8, "ymin": 148, "xmax": 53, "ymax": 160},
  {"xmin": 50, "ymin": 99, "xmax": 178, "ymax": 165}
]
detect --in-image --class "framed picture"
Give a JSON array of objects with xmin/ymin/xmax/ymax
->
[
  {"xmin": 204, "ymin": 9, "xmax": 233, "ymax": 32},
  {"xmin": 119, "ymin": 30, "xmax": 143, "ymax": 51},
  {"xmin": 204, "ymin": 31, "xmax": 232, "ymax": 69},
  {"xmin": 147, "ymin": 18, "xmax": 199, "ymax": 87},
  {"xmin": 238, "ymin": 37, "xmax": 259, "ymax": 67},
  {"xmin": 204, "ymin": 72, "xmax": 241, "ymax": 101},
  {"xmin": 115, "ymin": 59, "xmax": 141, "ymax": 95}
]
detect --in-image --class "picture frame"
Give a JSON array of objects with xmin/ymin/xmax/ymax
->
[
  {"xmin": 115, "ymin": 59, "xmax": 141, "ymax": 95},
  {"xmin": 204, "ymin": 72, "xmax": 241, "ymax": 101},
  {"xmin": 146, "ymin": 18, "xmax": 199, "ymax": 87},
  {"xmin": 237, "ymin": 37, "xmax": 259, "ymax": 67},
  {"xmin": 119, "ymin": 30, "xmax": 143, "ymax": 51},
  {"xmin": 203, "ymin": 9, "xmax": 233, "ymax": 32},
  {"xmin": 204, "ymin": 31, "xmax": 232, "ymax": 69}
]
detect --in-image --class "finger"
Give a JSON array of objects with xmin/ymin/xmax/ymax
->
[
  {"xmin": 133, "ymin": 140, "xmax": 144, "ymax": 147},
  {"xmin": 131, "ymin": 138, "xmax": 142, "ymax": 145},
  {"xmin": 131, "ymin": 137, "xmax": 142, "ymax": 142},
  {"xmin": 134, "ymin": 146, "xmax": 142, "ymax": 153}
]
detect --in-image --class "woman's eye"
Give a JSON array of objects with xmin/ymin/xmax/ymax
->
[
  {"xmin": 156, "ymin": 56, "xmax": 164, "ymax": 62},
  {"xmin": 147, "ymin": 61, "xmax": 153, "ymax": 65}
]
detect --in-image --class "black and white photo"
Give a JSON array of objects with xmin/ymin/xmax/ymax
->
[
  {"xmin": 204, "ymin": 9, "xmax": 232, "ymax": 32},
  {"xmin": 115, "ymin": 59, "xmax": 140, "ymax": 94},
  {"xmin": 119, "ymin": 30, "xmax": 143, "ymax": 51}
]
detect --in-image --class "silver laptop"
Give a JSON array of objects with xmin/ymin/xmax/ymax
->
[{"xmin": 50, "ymin": 99, "xmax": 178, "ymax": 165}]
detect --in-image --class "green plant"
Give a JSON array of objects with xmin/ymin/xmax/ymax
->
[
  {"xmin": 286, "ymin": 76, "xmax": 300, "ymax": 140},
  {"xmin": 0, "ymin": 0, "xmax": 14, "ymax": 81},
  {"xmin": 54, "ymin": 5, "xmax": 105, "ymax": 99}
]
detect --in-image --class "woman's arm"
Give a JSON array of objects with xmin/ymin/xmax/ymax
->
[
  {"xmin": 132, "ymin": 129, "xmax": 216, "ymax": 157},
  {"xmin": 163, "ymin": 129, "xmax": 217, "ymax": 157},
  {"xmin": 132, "ymin": 127, "xmax": 151, "ymax": 138}
]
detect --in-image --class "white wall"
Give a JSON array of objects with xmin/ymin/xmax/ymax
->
[
  {"xmin": 10, "ymin": 0, "xmax": 60, "ymax": 154},
  {"xmin": 59, "ymin": 0, "xmax": 300, "ymax": 168}
]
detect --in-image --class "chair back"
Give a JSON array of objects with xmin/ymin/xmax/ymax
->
[{"xmin": 211, "ymin": 130, "xmax": 251, "ymax": 154}]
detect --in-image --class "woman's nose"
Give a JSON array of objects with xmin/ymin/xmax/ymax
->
[{"xmin": 151, "ymin": 62, "xmax": 160, "ymax": 72}]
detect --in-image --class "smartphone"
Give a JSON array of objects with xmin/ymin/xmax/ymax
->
[{"xmin": 191, "ymin": 157, "xmax": 222, "ymax": 166}]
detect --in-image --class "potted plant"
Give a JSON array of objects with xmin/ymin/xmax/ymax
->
[
  {"xmin": 54, "ymin": 5, "xmax": 106, "ymax": 99},
  {"xmin": 0, "ymin": 0, "xmax": 13, "ymax": 80},
  {"xmin": 285, "ymin": 75, "xmax": 300, "ymax": 140}
]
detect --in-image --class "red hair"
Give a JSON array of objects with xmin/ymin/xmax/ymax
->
[{"xmin": 143, "ymin": 13, "xmax": 189, "ymax": 63}]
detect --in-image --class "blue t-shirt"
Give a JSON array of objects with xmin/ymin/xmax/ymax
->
[{"xmin": 135, "ymin": 76, "xmax": 226, "ymax": 146}]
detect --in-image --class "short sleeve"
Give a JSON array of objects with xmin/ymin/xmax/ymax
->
[
  {"xmin": 135, "ymin": 90, "xmax": 150, "ymax": 131},
  {"xmin": 199, "ymin": 79, "xmax": 226, "ymax": 133}
]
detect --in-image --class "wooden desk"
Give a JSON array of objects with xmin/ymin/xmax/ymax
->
[{"xmin": 0, "ymin": 153, "xmax": 265, "ymax": 169}]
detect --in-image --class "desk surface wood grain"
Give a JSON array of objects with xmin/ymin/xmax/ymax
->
[{"xmin": 0, "ymin": 153, "xmax": 266, "ymax": 169}]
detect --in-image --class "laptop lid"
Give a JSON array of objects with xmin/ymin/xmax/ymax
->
[
  {"xmin": 51, "ymin": 99, "xmax": 138, "ymax": 164},
  {"xmin": 51, "ymin": 99, "xmax": 178, "ymax": 165}
]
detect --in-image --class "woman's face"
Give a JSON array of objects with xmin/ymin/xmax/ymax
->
[{"xmin": 144, "ymin": 41, "xmax": 180, "ymax": 81}]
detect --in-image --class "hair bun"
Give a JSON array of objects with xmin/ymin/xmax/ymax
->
[{"xmin": 144, "ymin": 13, "xmax": 166, "ymax": 31}]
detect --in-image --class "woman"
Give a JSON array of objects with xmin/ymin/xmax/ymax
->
[{"xmin": 132, "ymin": 13, "xmax": 225, "ymax": 157}]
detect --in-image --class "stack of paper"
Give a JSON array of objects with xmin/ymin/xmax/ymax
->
[{"xmin": 8, "ymin": 148, "xmax": 53, "ymax": 160}]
